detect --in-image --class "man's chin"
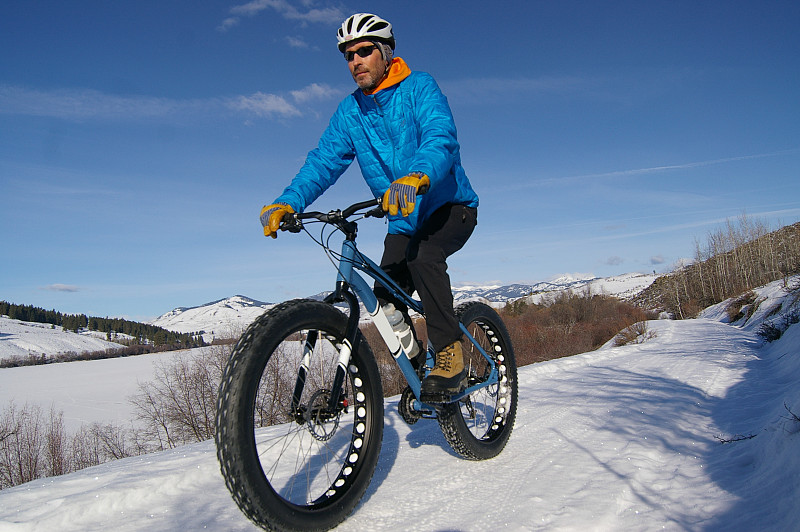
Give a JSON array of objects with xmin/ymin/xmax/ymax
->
[{"xmin": 356, "ymin": 80, "xmax": 377, "ymax": 91}]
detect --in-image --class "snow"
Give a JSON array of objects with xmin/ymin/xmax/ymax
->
[
  {"xmin": 587, "ymin": 272, "xmax": 659, "ymax": 300},
  {"xmin": 0, "ymin": 317, "xmax": 125, "ymax": 361},
  {"xmin": 1, "ymin": 278, "xmax": 798, "ymax": 531},
  {"xmin": 0, "ymin": 348, "xmax": 210, "ymax": 432},
  {"xmin": 150, "ymin": 296, "xmax": 272, "ymax": 343}
]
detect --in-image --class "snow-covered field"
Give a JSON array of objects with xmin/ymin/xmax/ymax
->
[
  {"xmin": 0, "ymin": 347, "xmax": 213, "ymax": 432},
  {"xmin": 0, "ymin": 317, "xmax": 125, "ymax": 361},
  {"xmin": 0, "ymin": 278, "xmax": 798, "ymax": 531}
]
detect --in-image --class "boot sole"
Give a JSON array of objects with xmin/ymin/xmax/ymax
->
[{"xmin": 419, "ymin": 376, "xmax": 468, "ymax": 404}]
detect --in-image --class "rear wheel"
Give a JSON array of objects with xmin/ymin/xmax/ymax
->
[
  {"xmin": 215, "ymin": 300, "xmax": 384, "ymax": 531},
  {"xmin": 438, "ymin": 301, "xmax": 517, "ymax": 460}
]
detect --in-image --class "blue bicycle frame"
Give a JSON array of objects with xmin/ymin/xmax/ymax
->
[{"xmin": 324, "ymin": 223, "xmax": 499, "ymax": 406}]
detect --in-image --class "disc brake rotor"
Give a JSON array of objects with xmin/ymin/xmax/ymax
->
[{"xmin": 305, "ymin": 389, "xmax": 341, "ymax": 441}]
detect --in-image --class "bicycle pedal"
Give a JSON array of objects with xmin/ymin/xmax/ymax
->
[{"xmin": 419, "ymin": 391, "xmax": 454, "ymax": 404}]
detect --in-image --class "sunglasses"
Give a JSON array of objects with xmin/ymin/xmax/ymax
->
[{"xmin": 344, "ymin": 44, "xmax": 377, "ymax": 61}]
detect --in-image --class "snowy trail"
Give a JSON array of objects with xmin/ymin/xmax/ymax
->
[{"xmin": 1, "ymin": 316, "xmax": 797, "ymax": 531}]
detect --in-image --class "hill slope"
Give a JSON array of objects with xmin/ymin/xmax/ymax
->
[
  {"xmin": 0, "ymin": 277, "xmax": 797, "ymax": 531},
  {"xmin": 0, "ymin": 316, "xmax": 125, "ymax": 360}
]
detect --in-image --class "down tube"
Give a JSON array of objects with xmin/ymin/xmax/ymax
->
[{"xmin": 343, "ymin": 251, "xmax": 422, "ymax": 397}]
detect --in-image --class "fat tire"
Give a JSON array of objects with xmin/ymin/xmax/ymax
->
[
  {"xmin": 437, "ymin": 301, "xmax": 517, "ymax": 460},
  {"xmin": 215, "ymin": 299, "xmax": 384, "ymax": 531}
]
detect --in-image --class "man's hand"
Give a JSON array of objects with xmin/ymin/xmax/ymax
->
[
  {"xmin": 382, "ymin": 173, "xmax": 430, "ymax": 217},
  {"xmin": 260, "ymin": 203, "xmax": 295, "ymax": 238}
]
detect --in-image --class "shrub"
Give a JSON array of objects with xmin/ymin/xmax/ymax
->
[
  {"xmin": 501, "ymin": 291, "xmax": 656, "ymax": 366},
  {"xmin": 130, "ymin": 345, "xmax": 230, "ymax": 450},
  {"xmin": 614, "ymin": 321, "xmax": 657, "ymax": 346},
  {"xmin": 0, "ymin": 402, "xmax": 142, "ymax": 490},
  {"xmin": 725, "ymin": 291, "xmax": 757, "ymax": 323}
]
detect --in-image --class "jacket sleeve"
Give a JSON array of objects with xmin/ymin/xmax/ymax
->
[
  {"xmin": 406, "ymin": 74, "xmax": 460, "ymax": 187},
  {"xmin": 274, "ymin": 101, "xmax": 355, "ymax": 212}
]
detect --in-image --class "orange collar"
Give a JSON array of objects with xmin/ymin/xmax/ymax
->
[{"xmin": 362, "ymin": 57, "xmax": 411, "ymax": 95}]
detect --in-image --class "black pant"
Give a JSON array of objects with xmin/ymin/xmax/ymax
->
[{"xmin": 374, "ymin": 203, "xmax": 477, "ymax": 352}]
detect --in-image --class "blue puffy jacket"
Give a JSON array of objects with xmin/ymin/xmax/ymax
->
[{"xmin": 274, "ymin": 58, "xmax": 478, "ymax": 235}]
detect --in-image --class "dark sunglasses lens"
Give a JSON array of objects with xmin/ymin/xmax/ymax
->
[{"xmin": 345, "ymin": 45, "xmax": 376, "ymax": 61}]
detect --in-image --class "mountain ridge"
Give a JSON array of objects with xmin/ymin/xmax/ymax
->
[{"xmin": 150, "ymin": 272, "xmax": 657, "ymax": 342}]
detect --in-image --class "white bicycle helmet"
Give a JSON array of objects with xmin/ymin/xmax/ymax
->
[{"xmin": 337, "ymin": 13, "xmax": 395, "ymax": 52}]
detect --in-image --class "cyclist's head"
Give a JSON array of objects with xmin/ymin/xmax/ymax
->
[{"xmin": 337, "ymin": 13, "xmax": 395, "ymax": 61}]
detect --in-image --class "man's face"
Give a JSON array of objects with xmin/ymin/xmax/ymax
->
[{"xmin": 345, "ymin": 40, "xmax": 388, "ymax": 91}]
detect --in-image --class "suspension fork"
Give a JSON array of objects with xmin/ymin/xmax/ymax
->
[{"xmin": 289, "ymin": 283, "xmax": 362, "ymax": 418}]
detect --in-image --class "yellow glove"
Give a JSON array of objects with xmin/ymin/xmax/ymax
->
[
  {"xmin": 381, "ymin": 173, "xmax": 430, "ymax": 217},
  {"xmin": 259, "ymin": 203, "xmax": 295, "ymax": 238}
]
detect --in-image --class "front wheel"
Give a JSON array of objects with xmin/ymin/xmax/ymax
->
[
  {"xmin": 215, "ymin": 299, "xmax": 384, "ymax": 531},
  {"xmin": 438, "ymin": 301, "xmax": 517, "ymax": 460}
]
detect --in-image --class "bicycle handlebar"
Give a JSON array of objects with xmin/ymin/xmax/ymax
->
[
  {"xmin": 282, "ymin": 198, "xmax": 382, "ymax": 233},
  {"xmin": 284, "ymin": 184, "xmax": 429, "ymax": 233}
]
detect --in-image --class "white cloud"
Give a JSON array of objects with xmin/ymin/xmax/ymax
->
[
  {"xmin": 43, "ymin": 284, "xmax": 80, "ymax": 293},
  {"xmin": 0, "ymin": 84, "xmax": 336, "ymax": 122},
  {"xmin": 501, "ymin": 149, "xmax": 800, "ymax": 191},
  {"xmin": 0, "ymin": 85, "xmax": 189, "ymax": 121},
  {"xmin": 219, "ymin": 0, "xmax": 343, "ymax": 32},
  {"xmin": 289, "ymin": 83, "xmax": 339, "ymax": 103},
  {"xmin": 227, "ymin": 92, "xmax": 301, "ymax": 117},
  {"xmin": 286, "ymin": 36, "xmax": 309, "ymax": 48},
  {"xmin": 218, "ymin": 17, "xmax": 240, "ymax": 32}
]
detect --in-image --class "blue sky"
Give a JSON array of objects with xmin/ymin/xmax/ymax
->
[{"xmin": 2, "ymin": 1, "xmax": 799, "ymax": 321}]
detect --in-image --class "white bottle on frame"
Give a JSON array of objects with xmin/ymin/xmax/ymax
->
[{"xmin": 382, "ymin": 303, "xmax": 419, "ymax": 359}]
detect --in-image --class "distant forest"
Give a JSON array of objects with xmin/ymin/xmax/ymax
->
[{"xmin": 0, "ymin": 301, "xmax": 204, "ymax": 350}]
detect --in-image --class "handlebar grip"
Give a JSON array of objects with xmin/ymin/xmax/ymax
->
[{"xmin": 281, "ymin": 212, "xmax": 303, "ymax": 233}]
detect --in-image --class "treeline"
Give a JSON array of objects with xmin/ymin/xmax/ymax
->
[
  {"xmin": 634, "ymin": 218, "xmax": 800, "ymax": 318},
  {"xmin": 0, "ymin": 301, "xmax": 205, "ymax": 352}
]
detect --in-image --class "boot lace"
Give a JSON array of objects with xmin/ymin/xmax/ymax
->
[{"xmin": 434, "ymin": 345, "xmax": 457, "ymax": 372}]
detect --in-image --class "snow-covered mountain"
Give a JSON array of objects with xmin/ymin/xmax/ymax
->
[
  {"xmin": 151, "ymin": 272, "xmax": 657, "ymax": 342},
  {"xmin": 452, "ymin": 272, "xmax": 656, "ymax": 304},
  {"xmin": 150, "ymin": 295, "xmax": 273, "ymax": 342}
]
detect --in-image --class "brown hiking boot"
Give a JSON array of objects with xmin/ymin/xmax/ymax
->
[{"xmin": 420, "ymin": 341, "xmax": 467, "ymax": 402}]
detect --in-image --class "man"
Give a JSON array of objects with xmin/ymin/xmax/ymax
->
[{"xmin": 260, "ymin": 13, "xmax": 478, "ymax": 401}]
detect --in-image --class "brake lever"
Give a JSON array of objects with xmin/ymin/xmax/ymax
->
[
  {"xmin": 282, "ymin": 213, "xmax": 303, "ymax": 233},
  {"xmin": 365, "ymin": 206, "xmax": 386, "ymax": 219}
]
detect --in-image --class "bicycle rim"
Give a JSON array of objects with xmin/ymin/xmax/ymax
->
[
  {"xmin": 438, "ymin": 302, "xmax": 517, "ymax": 460},
  {"xmin": 462, "ymin": 320, "xmax": 514, "ymax": 439},
  {"xmin": 216, "ymin": 300, "xmax": 383, "ymax": 531},
  {"xmin": 260, "ymin": 334, "xmax": 361, "ymax": 500}
]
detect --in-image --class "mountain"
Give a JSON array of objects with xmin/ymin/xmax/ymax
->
[
  {"xmin": 151, "ymin": 273, "xmax": 657, "ymax": 342},
  {"xmin": 150, "ymin": 295, "xmax": 273, "ymax": 342},
  {"xmin": 452, "ymin": 272, "xmax": 656, "ymax": 304}
]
